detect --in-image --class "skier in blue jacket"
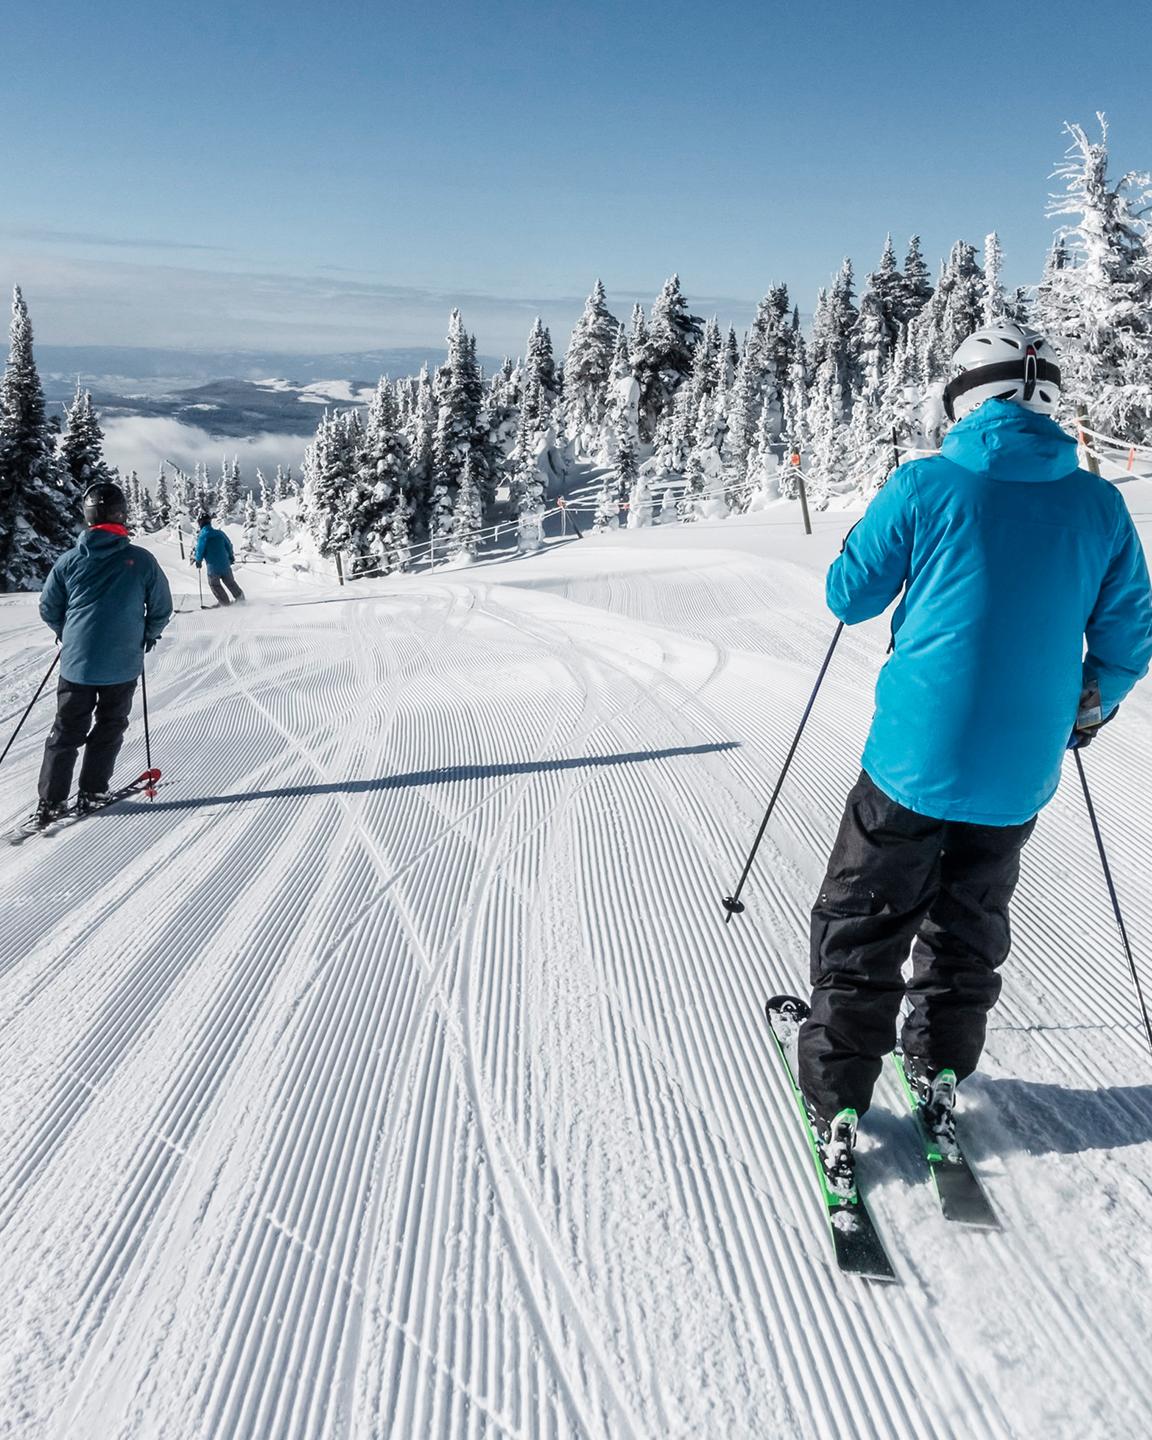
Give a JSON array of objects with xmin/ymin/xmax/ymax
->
[
  {"xmin": 797, "ymin": 324, "xmax": 1152, "ymax": 1190},
  {"xmin": 33, "ymin": 481, "xmax": 173, "ymax": 827},
  {"xmin": 194, "ymin": 513, "xmax": 245, "ymax": 605}
]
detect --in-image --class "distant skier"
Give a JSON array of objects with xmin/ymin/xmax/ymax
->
[
  {"xmin": 194, "ymin": 513, "xmax": 245, "ymax": 605},
  {"xmin": 797, "ymin": 324, "xmax": 1152, "ymax": 1188},
  {"xmin": 32, "ymin": 481, "xmax": 173, "ymax": 827}
]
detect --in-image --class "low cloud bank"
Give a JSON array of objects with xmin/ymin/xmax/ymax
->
[{"xmin": 103, "ymin": 416, "xmax": 306, "ymax": 488}]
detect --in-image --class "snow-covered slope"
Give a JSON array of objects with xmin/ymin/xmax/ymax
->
[{"xmin": 1, "ymin": 507, "xmax": 1150, "ymax": 1439}]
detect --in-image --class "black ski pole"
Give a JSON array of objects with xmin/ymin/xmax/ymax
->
[
  {"xmin": 140, "ymin": 659, "xmax": 157, "ymax": 799},
  {"xmin": 0, "ymin": 651, "xmax": 60, "ymax": 772},
  {"xmin": 1074, "ymin": 748, "xmax": 1152, "ymax": 1057},
  {"xmin": 723, "ymin": 622, "xmax": 845, "ymax": 924}
]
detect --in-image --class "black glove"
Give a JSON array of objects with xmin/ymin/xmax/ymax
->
[
  {"xmin": 145, "ymin": 637, "xmax": 159, "ymax": 653},
  {"xmin": 1069, "ymin": 683, "xmax": 1118, "ymax": 749}
]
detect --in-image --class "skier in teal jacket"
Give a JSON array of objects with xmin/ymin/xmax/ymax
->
[
  {"xmin": 194, "ymin": 514, "xmax": 245, "ymax": 605},
  {"xmin": 33, "ymin": 481, "xmax": 173, "ymax": 827},
  {"xmin": 797, "ymin": 324, "xmax": 1152, "ymax": 1195}
]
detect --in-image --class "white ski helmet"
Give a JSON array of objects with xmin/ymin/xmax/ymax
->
[{"xmin": 943, "ymin": 324, "xmax": 1062, "ymax": 422}]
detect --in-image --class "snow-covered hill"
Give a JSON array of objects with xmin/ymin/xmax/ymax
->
[{"xmin": 1, "ymin": 501, "xmax": 1151, "ymax": 1439}]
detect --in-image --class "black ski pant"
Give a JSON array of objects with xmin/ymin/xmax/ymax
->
[
  {"xmin": 797, "ymin": 771, "xmax": 1036, "ymax": 1121},
  {"xmin": 208, "ymin": 566, "xmax": 244, "ymax": 605},
  {"xmin": 38, "ymin": 678, "xmax": 138, "ymax": 805}
]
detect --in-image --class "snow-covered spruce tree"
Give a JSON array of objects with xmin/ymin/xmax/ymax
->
[
  {"xmin": 447, "ymin": 451, "xmax": 484, "ymax": 561},
  {"xmin": 243, "ymin": 492, "xmax": 259, "ymax": 550},
  {"xmin": 804, "ymin": 361, "xmax": 849, "ymax": 506},
  {"xmin": 57, "ymin": 386, "xmax": 115, "ymax": 494},
  {"xmin": 723, "ymin": 326, "xmax": 740, "ymax": 389},
  {"xmin": 866, "ymin": 235, "xmax": 906, "ymax": 344},
  {"xmin": 1040, "ymin": 115, "xmax": 1152, "ymax": 442},
  {"xmin": 677, "ymin": 447, "xmax": 706, "ymax": 523},
  {"xmin": 722, "ymin": 340, "xmax": 759, "ymax": 510},
  {"xmin": 304, "ymin": 410, "xmax": 359, "ymax": 559},
  {"xmin": 900, "ymin": 235, "xmax": 935, "ymax": 326},
  {"xmin": 430, "ymin": 311, "xmax": 483, "ymax": 544},
  {"xmin": 404, "ymin": 363, "xmax": 437, "ymax": 535},
  {"xmin": 356, "ymin": 379, "xmax": 412, "ymax": 575},
  {"xmin": 272, "ymin": 464, "xmax": 287, "ymax": 504},
  {"xmin": 635, "ymin": 275, "xmax": 702, "ymax": 440},
  {"xmin": 780, "ymin": 338, "xmax": 810, "ymax": 499},
  {"xmin": 155, "ymin": 465, "xmax": 171, "ymax": 525},
  {"xmin": 564, "ymin": 280, "xmax": 618, "ymax": 454},
  {"xmin": 0, "ymin": 287, "xmax": 83, "ymax": 590},
  {"xmin": 509, "ymin": 429, "xmax": 547, "ymax": 553},
  {"xmin": 218, "ymin": 456, "xmax": 241, "ymax": 520},
  {"xmin": 612, "ymin": 419, "xmax": 643, "ymax": 527},
  {"xmin": 593, "ymin": 458, "xmax": 622, "ymax": 532},
  {"xmin": 808, "ymin": 260, "xmax": 859, "ymax": 419},
  {"xmin": 982, "ymin": 232, "xmax": 1007, "ymax": 325},
  {"xmin": 520, "ymin": 317, "xmax": 561, "ymax": 435}
]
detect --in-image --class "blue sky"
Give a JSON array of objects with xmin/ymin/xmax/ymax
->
[{"xmin": 1, "ymin": 0, "xmax": 1149, "ymax": 358}]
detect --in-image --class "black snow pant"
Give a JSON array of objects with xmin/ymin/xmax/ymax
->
[
  {"xmin": 38, "ymin": 678, "xmax": 138, "ymax": 805},
  {"xmin": 797, "ymin": 771, "xmax": 1037, "ymax": 1121},
  {"xmin": 208, "ymin": 566, "xmax": 244, "ymax": 605}
]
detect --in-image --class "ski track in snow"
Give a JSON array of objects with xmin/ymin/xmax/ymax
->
[{"xmin": 1, "ymin": 519, "xmax": 1151, "ymax": 1440}]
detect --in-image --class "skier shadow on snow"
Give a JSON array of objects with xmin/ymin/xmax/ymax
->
[
  {"xmin": 970, "ymin": 1075, "xmax": 1152, "ymax": 1156},
  {"xmin": 98, "ymin": 740, "xmax": 741, "ymax": 814}
]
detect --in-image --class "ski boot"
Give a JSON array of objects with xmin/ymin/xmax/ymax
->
[
  {"xmin": 903, "ymin": 1057, "xmax": 959, "ymax": 1160},
  {"xmin": 805, "ymin": 1102, "xmax": 860, "ymax": 1203},
  {"xmin": 77, "ymin": 790, "xmax": 111, "ymax": 814},
  {"xmin": 30, "ymin": 800, "xmax": 66, "ymax": 830}
]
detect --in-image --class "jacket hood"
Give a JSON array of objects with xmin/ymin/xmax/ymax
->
[
  {"xmin": 940, "ymin": 398, "xmax": 1080, "ymax": 483},
  {"xmin": 77, "ymin": 527, "xmax": 130, "ymax": 553}
]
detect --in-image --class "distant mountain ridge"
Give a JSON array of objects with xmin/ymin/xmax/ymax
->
[{"xmin": 35, "ymin": 344, "xmax": 503, "ymax": 439}]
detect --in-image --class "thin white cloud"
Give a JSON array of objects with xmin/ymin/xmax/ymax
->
[
  {"xmin": 0, "ymin": 248, "xmax": 759, "ymax": 357},
  {"xmin": 102, "ymin": 416, "xmax": 306, "ymax": 486}
]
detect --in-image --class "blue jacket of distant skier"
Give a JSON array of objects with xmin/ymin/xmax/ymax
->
[
  {"xmin": 828, "ymin": 398, "xmax": 1152, "ymax": 825},
  {"xmin": 194, "ymin": 524, "xmax": 234, "ymax": 576},
  {"xmin": 39, "ymin": 528, "xmax": 174, "ymax": 686}
]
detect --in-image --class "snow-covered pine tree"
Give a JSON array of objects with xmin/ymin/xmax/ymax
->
[
  {"xmin": 613, "ymin": 418, "xmax": 643, "ymax": 526},
  {"xmin": 356, "ymin": 378, "xmax": 412, "ymax": 575},
  {"xmin": 677, "ymin": 448, "xmax": 706, "ymax": 523},
  {"xmin": 982, "ymin": 232, "xmax": 1007, "ymax": 326},
  {"xmin": 1040, "ymin": 114, "xmax": 1152, "ymax": 441},
  {"xmin": 57, "ymin": 386, "xmax": 115, "ymax": 494},
  {"xmin": 723, "ymin": 326, "xmax": 740, "ymax": 389},
  {"xmin": 780, "ymin": 338, "xmax": 810, "ymax": 497},
  {"xmin": 430, "ymin": 311, "xmax": 482, "ymax": 543},
  {"xmin": 900, "ymin": 235, "xmax": 935, "ymax": 325},
  {"xmin": 866, "ymin": 235, "xmax": 906, "ymax": 344},
  {"xmin": 242, "ymin": 491, "xmax": 259, "ymax": 550},
  {"xmin": 0, "ymin": 287, "xmax": 83, "ymax": 590},
  {"xmin": 635, "ymin": 275, "xmax": 702, "ymax": 440},
  {"xmin": 218, "ymin": 456, "xmax": 241, "ymax": 519},
  {"xmin": 809, "ymin": 261, "xmax": 859, "ymax": 417},
  {"xmin": 564, "ymin": 280, "xmax": 618, "ymax": 454},
  {"xmin": 272, "ymin": 464, "xmax": 287, "ymax": 503},
  {"xmin": 447, "ymin": 451, "xmax": 484, "ymax": 561},
  {"xmin": 304, "ymin": 410, "xmax": 359, "ymax": 559},
  {"xmin": 404, "ymin": 363, "xmax": 437, "ymax": 535},
  {"xmin": 155, "ymin": 465, "xmax": 171, "ymax": 526},
  {"xmin": 520, "ymin": 317, "xmax": 561, "ymax": 433},
  {"xmin": 722, "ymin": 340, "xmax": 759, "ymax": 510}
]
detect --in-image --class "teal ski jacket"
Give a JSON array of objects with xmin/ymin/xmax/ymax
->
[
  {"xmin": 40, "ymin": 527, "xmax": 174, "ymax": 686},
  {"xmin": 194, "ymin": 524, "xmax": 234, "ymax": 576},
  {"xmin": 828, "ymin": 399, "xmax": 1152, "ymax": 825}
]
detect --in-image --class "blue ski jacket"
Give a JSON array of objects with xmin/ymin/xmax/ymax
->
[
  {"xmin": 194, "ymin": 524, "xmax": 234, "ymax": 576},
  {"xmin": 40, "ymin": 528, "xmax": 174, "ymax": 686},
  {"xmin": 828, "ymin": 399, "xmax": 1152, "ymax": 825}
]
